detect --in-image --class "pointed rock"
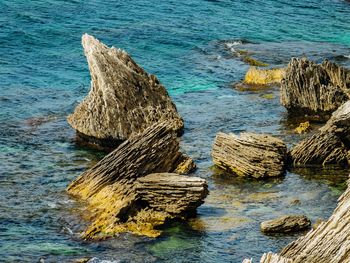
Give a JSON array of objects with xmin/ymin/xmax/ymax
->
[
  {"xmin": 281, "ymin": 58, "xmax": 350, "ymax": 120},
  {"xmin": 68, "ymin": 34, "xmax": 184, "ymax": 149}
]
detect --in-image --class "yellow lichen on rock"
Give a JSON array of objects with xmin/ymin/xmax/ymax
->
[
  {"xmin": 244, "ymin": 66, "xmax": 285, "ymax": 85},
  {"xmin": 294, "ymin": 121, "xmax": 311, "ymax": 134}
]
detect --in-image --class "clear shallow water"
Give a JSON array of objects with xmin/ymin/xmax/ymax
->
[{"xmin": 1, "ymin": 0, "xmax": 350, "ymax": 262}]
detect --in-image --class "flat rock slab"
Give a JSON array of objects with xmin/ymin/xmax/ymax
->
[
  {"xmin": 212, "ymin": 132, "xmax": 287, "ymax": 178},
  {"xmin": 67, "ymin": 34, "xmax": 183, "ymax": 149},
  {"xmin": 281, "ymin": 58, "xmax": 350, "ymax": 120},
  {"xmin": 261, "ymin": 215, "xmax": 311, "ymax": 233}
]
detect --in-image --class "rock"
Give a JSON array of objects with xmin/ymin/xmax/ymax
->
[
  {"xmin": 242, "ymin": 56, "xmax": 269, "ymax": 67},
  {"xmin": 174, "ymin": 155, "xmax": 197, "ymax": 175},
  {"xmin": 212, "ymin": 132, "xmax": 287, "ymax": 179},
  {"xmin": 260, "ymin": 215, "xmax": 311, "ymax": 233},
  {"xmin": 67, "ymin": 34, "xmax": 184, "ymax": 149},
  {"xmin": 290, "ymin": 101, "xmax": 350, "ymax": 166},
  {"xmin": 243, "ymin": 177, "xmax": 350, "ymax": 263},
  {"xmin": 67, "ymin": 121, "xmax": 208, "ymax": 239},
  {"xmin": 244, "ymin": 67, "xmax": 285, "ymax": 85},
  {"xmin": 294, "ymin": 121, "xmax": 311, "ymax": 134},
  {"xmin": 281, "ymin": 58, "xmax": 350, "ymax": 120}
]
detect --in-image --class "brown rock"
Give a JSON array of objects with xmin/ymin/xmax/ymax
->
[
  {"xmin": 174, "ymin": 155, "xmax": 197, "ymax": 175},
  {"xmin": 281, "ymin": 58, "xmax": 350, "ymax": 120},
  {"xmin": 67, "ymin": 121, "xmax": 208, "ymax": 239},
  {"xmin": 260, "ymin": 215, "xmax": 311, "ymax": 233},
  {"xmin": 243, "ymin": 253, "xmax": 292, "ymax": 263},
  {"xmin": 212, "ymin": 132, "xmax": 287, "ymax": 178},
  {"xmin": 67, "ymin": 34, "xmax": 183, "ymax": 149},
  {"xmin": 290, "ymin": 100, "xmax": 350, "ymax": 166}
]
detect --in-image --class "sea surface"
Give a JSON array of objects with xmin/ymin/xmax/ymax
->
[{"xmin": 1, "ymin": 0, "xmax": 350, "ymax": 262}]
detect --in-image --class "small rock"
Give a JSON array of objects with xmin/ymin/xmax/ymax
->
[
  {"xmin": 212, "ymin": 132, "xmax": 287, "ymax": 178},
  {"xmin": 260, "ymin": 215, "xmax": 311, "ymax": 233},
  {"xmin": 290, "ymin": 199, "xmax": 301, "ymax": 205},
  {"xmin": 244, "ymin": 67, "xmax": 285, "ymax": 85},
  {"xmin": 174, "ymin": 155, "xmax": 197, "ymax": 175},
  {"xmin": 294, "ymin": 121, "xmax": 311, "ymax": 134}
]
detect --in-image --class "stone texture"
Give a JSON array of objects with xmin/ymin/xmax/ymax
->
[
  {"xmin": 244, "ymin": 67, "xmax": 285, "ymax": 85},
  {"xmin": 243, "ymin": 253, "xmax": 292, "ymax": 263},
  {"xmin": 260, "ymin": 215, "xmax": 311, "ymax": 233},
  {"xmin": 67, "ymin": 121, "xmax": 208, "ymax": 239},
  {"xmin": 281, "ymin": 58, "xmax": 350, "ymax": 120},
  {"xmin": 174, "ymin": 155, "xmax": 197, "ymax": 175},
  {"xmin": 290, "ymin": 100, "xmax": 350, "ymax": 166},
  {"xmin": 67, "ymin": 34, "xmax": 183, "ymax": 149},
  {"xmin": 212, "ymin": 132, "xmax": 287, "ymax": 179}
]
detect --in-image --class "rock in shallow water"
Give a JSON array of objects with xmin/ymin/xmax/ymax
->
[
  {"xmin": 290, "ymin": 100, "xmax": 350, "ymax": 166},
  {"xmin": 260, "ymin": 215, "xmax": 311, "ymax": 234},
  {"xmin": 212, "ymin": 132, "xmax": 287, "ymax": 179},
  {"xmin": 67, "ymin": 121, "xmax": 207, "ymax": 239},
  {"xmin": 67, "ymin": 34, "xmax": 184, "ymax": 149},
  {"xmin": 281, "ymin": 58, "xmax": 350, "ymax": 120}
]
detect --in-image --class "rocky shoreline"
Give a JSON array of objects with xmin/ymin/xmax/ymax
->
[{"xmin": 66, "ymin": 34, "xmax": 350, "ymax": 261}]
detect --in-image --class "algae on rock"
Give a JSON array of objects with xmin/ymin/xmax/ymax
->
[{"xmin": 67, "ymin": 34, "xmax": 184, "ymax": 149}]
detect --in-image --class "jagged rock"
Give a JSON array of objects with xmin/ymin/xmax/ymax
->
[
  {"xmin": 67, "ymin": 34, "xmax": 184, "ymax": 149},
  {"xmin": 243, "ymin": 253, "xmax": 292, "ymax": 263},
  {"xmin": 260, "ymin": 215, "xmax": 311, "ymax": 233},
  {"xmin": 67, "ymin": 121, "xmax": 208, "ymax": 239},
  {"xmin": 212, "ymin": 132, "xmax": 287, "ymax": 179},
  {"xmin": 290, "ymin": 101, "xmax": 350, "ymax": 166},
  {"xmin": 243, "ymin": 177, "xmax": 350, "ymax": 263},
  {"xmin": 280, "ymin": 58, "xmax": 350, "ymax": 120}
]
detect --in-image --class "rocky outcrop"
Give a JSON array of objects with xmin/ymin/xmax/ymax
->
[
  {"xmin": 260, "ymin": 215, "xmax": 311, "ymax": 234},
  {"xmin": 290, "ymin": 100, "xmax": 350, "ymax": 166},
  {"xmin": 243, "ymin": 253, "xmax": 292, "ymax": 263},
  {"xmin": 67, "ymin": 121, "xmax": 208, "ymax": 239},
  {"xmin": 244, "ymin": 177, "xmax": 350, "ymax": 262},
  {"xmin": 212, "ymin": 132, "xmax": 287, "ymax": 179},
  {"xmin": 281, "ymin": 58, "xmax": 350, "ymax": 120},
  {"xmin": 67, "ymin": 34, "xmax": 184, "ymax": 149}
]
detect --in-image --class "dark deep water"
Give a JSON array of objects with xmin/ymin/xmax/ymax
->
[{"xmin": 1, "ymin": 0, "xmax": 350, "ymax": 262}]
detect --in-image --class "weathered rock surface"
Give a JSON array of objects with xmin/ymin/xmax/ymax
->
[
  {"xmin": 212, "ymin": 132, "xmax": 287, "ymax": 179},
  {"xmin": 281, "ymin": 58, "xmax": 350, "ymax": 120},
  {"xmin": 243, "ymin": 177, "xmax": 350, "ymax": 263},
  {"xmin": 290, "ymin": 100, "xmax": 350, "ymax": 166},
  {"xmin": 67, "ymin": 121, "xmax": 208, "ymax": 239},
  {"xmin": 243, "ymin": 253, "xmax": 292, "ymax": 263},
  {"xmin": 294, "ymin": 121, "xmax": 311, "ymax": 134},
  {"xmin": 67, "ymin": 34, "xmax": 184, "ymax": 149},
  {"xmin": 174, "ymin": 155, "xmax": 197, "ymax": 175},
  {"xmin": 260, "ymin": 215, "xmax": 311, "ymax": 234}
]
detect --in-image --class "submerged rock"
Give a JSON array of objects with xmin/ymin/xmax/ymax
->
[
  {"xmin": 246, "ymin": 177, "xmax": 350, "ymax": 263},
  {"xmin": 290, "ymin": 101, "xmax": 350, "ymax": 166},
  {"xmin": 260, "ymin": 215, "xmax": 311, "ymax": 234},
  {"xmin": 244, "ymin": 67, "xmax": 285, "ymax": 85},
  {"xmin": 281, "ymin": 58, "xmax": 350, "ymax": 120},
  {"xmin": 67, "ymin": 34, "xmax": 183, "ymax": 149},
  {"xmin": 67, "ymin": 121, "xmax": 208, "ymax": 239},
  {"xmin": 212, "ymin": 132, "xmax": 287, "ymax": 179}
]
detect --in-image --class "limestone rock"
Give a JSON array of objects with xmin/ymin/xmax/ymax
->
[
  {"xmin": 290, "ymin": 101, "xmax": 350, "ymax": 166},
  {"xmin": 260, "ymin": 215, "xmax": 311, "ymax": 233},
  {"xmin": 281, "ymin": 58, "xmax": 350, "ymax": 120},
  {"xmin": 67, "ymin": 34, "xmax": 184, "ymax": 149},
  {"xmin": 174, "ymin": 155, "xmax": 197, "ymax": 175},
  {"xmin": 67, "ymin": 121, "xmax": 208, "ymax": 239},
  {"xmin": 243, "ymin": 253, "xmax": 292, "ymax": 263},
  {"xmin": 244, "ymin": 67, "xmax": 285, "ymax": 85},
  {"xmin": 212, "ymin": 132, "xmax": 287, "ymax": 179}
]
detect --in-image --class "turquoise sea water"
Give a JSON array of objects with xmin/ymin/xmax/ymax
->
[{"xmin": 1, "ymin": 0, "xmax": 350, "ymax": 262}]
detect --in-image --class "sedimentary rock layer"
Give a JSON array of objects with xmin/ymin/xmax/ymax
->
[
  {"xmin": 260, "ymin": 215, "xmax": 311, "ymax": 233},
  {"xmin": 290, "ymin": 100, "xmax": 350, "ymax": 166},
  {"xmin": 281, "ymin": 58, "xmax": 350, "ymax": 119},
  {"xmin": 67, "ymin": 34, "xmax": 183, "ymax": 149},
  {"xmin": 67, "ymin": 121, "xmax": 207, "ymax": 239},
  {"xmin": 212, "ymin": 132, "xmax": 287, "ymax": 178}
]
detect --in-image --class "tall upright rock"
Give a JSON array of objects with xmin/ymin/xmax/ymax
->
[
  {"xmin": 280, "ymin": 58, "xmax": 350, "ymax": 120},
  {"xmin": 68, "ymin": 34, "xmax": 184, "ymax": 149}
]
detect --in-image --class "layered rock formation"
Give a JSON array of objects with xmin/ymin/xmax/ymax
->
[
  {"xmin": 212, "ymin": 132, "xmax": 287, "ymax": 178},
  {"xmin": 244, "ymin": 177, "xmax": 350, "ymax": 263},
  {"xmin": 281, "ymin": 58, "xmax": 350, "ymax": 120},
  {"xmin": 243, "ymin": 253, "xmax": 292, "ymax": 263},
  {"xmin": 68, "ymin": 34, "xmax": 184, "ymax": 149},
  {"xmin": 260, "ymin": 215, "xmax": 311, "ymax": 234},
  {"xmin": 290, "ymin": 100, "xmax": 350, "ymax": 166},
  {"xmin": 67, "ymin": 121, "xmax": 208, "ymax": 239}
]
